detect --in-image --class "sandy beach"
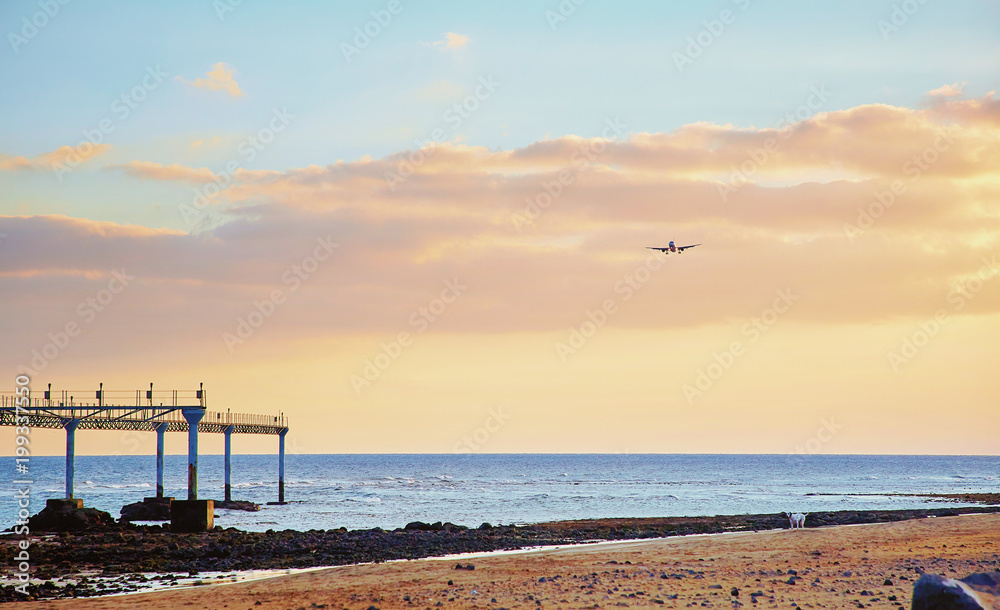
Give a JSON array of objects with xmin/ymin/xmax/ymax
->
[{"xmin": 13, "ymin": 512, "xmax": 999, "ymax": 609}]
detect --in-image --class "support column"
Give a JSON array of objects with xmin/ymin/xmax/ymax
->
[
  {"xmin": 155, "ymin": 422, "xmax": 168, "ymax": 498},
  {"xmin": 182, "ymin": 409, "xmax": 205, "ymax": 500},
  {"xmin": 278, "ymin": 428, "xmax": 288, "ymax": 504},
  {"xmin": 224, "ymin": 425, "xmax": 234, "ymax": 502},
  {"xmin": 64, "ymin": 419, "xmax": 79, "ymax": 499}
]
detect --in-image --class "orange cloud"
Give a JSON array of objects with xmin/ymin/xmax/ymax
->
[
  {"xmin": 927, "ymin": 90, "xmax": 1000, "ymax": 127},
  {"xmin": 928, "ymin": 82, "xmax": 966, "ymax": 97},
  {"xmin": 0, "ymin": 144, "xmax": 112, "ymax": 172},
  {"xmin": 35, "ymin": 87, "xmax": 989, "ymax": 341},
  {"xmin": 176, "ymin": 62, "xmax": 244, "ymax": 97},
  {"xmin": 108, "ymin": 160, "xmax": 218, "ymax": 183},
  {"xmin": 422, "ymin": 32, "xmax": 470, "ymax": 49}
]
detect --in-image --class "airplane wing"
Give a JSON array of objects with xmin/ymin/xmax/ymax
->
[
  {"xmin": 676, "ymin": 244, "xmax": 701, "ymax": 251},
  {"xmin": 646, "ymin": 247, "xmax": 671, "ymax": 253}
]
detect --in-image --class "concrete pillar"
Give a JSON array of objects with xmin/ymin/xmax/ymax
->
[
  {"xmin": 224, "ymin": 425, "xmax": 234, "ymax": 502},
  {"xmin": 155, "ymin": 422, "xmax": 168, "ymax": 498},
  {"xmin": 64, "ymin": 419, "xmax": 79, "ymax": 499},
  {"xmin": 182, "ymin": 409, "xmax": 205, "ymax": 500},
  {"xmin": 278, "ymin": 428, "xmax": 288, "ymax": 504}
]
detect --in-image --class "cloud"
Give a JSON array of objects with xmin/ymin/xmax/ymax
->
[
  {"xmin": 927, "ymin": 89, "xmax": 1000, "ymax": 127},
  {"xmin": 928, "ymin": 82, "xmax": 966, "ymax": 98},
  {"xmin": 421, "ymin": 32, "xmax": 469, "ymax": 49},
  {"xmin": 7, "ymin": 86, "xmax": 996, "ymax": 366},
  {"xmin": 0, "ymin": 144, "xmax": 112, "ymax": 172},
  {"xmin": 176, "ymin": 62, "xmax": 244, "ymax": 97},
  {"xmin": 191, "ymin": 136, "xmax": 226, "ymax": 149},
  {"xmin": 107, "ymin": 160, "xmax": 219, "ymax": 183},
  {"xmin": 0, "ymin": 154, "xmax": 32, "ymax": 171}
]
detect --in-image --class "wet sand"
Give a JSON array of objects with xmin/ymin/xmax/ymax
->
[{"xmin": 15, "ymin": 512, "xmax": 1000, "ymax": 609}]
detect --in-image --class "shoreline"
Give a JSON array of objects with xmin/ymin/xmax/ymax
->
[
  {"xmin": 9, "ymin": 512, "xmax": 1000, "ymax": 608},
  {"xmin": 3, "ymin": 504, "xmax": 1000, "ymax": 601}
]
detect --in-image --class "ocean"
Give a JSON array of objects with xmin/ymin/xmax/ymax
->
[{"xmin": 4, "ymin": 454, "xmax": 997, "ymax": 532}]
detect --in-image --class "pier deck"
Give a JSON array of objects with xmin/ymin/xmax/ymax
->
[{"xmin": 1, "ymin": 384, "xmax": 289, "ymax": 506}]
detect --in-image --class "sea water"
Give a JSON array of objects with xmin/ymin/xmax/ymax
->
[{"xmin": 2, "ymin": 454, "xmax": 997, "ymax": 532}]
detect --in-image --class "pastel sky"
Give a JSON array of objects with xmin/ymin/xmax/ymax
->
[{"xmin": 1, "ymin": 1, "xmax": 998, "ymax": 457}]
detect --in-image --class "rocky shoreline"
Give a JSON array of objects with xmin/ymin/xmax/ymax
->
[{"xmin": 2, "ymin": 504, "xmax": 1000, "ymax": 601}]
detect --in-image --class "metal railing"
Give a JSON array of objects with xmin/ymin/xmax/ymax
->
[{"xmin": 0, "ymin": 387, "xmax": 287, "ymax": 433}]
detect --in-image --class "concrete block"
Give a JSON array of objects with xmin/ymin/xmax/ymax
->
[
  {"xmin": 47, "ymin": 498, "xmax": 84, "ymax": 510},
  {"xmin": 170, "ymin": 499, "xmax": 214, "ymax": 532}
]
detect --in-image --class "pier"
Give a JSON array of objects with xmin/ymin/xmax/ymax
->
[{"xmin": 0, "ymin": 384, "xmax": 289, "ymax": 528}]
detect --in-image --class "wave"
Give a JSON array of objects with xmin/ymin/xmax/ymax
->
[{"xmin": 233, "ymin": 481, "xmax": 270, "ymax": 488}]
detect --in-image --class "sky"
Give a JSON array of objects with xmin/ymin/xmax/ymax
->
[{"xmin": 1, "ymin": 1, "xmax": 999, "ymax": 457}]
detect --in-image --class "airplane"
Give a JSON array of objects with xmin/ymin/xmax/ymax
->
[{"xmin": 647, "ymin": 240, "xmax": 700, "ymax": 254}]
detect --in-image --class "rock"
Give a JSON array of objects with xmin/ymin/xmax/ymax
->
[
  {"xmin": 731, "ymin": 587, "xmax": 740, "ymax": 597},
  {"xmin": 404, "ymin": 521, "xmax": 444, "ymax": 531},
  {"xmin": 120, "ymin": 498, "xmax": 171, "ymax": 522},
  {"xmin": 454, "ymin": 563, "xmax": 475, "ymax": 570},
  {"xmin": 961, "ymin": 572, "xmax": 1000, "ymax": 594},
  {"xmin": 212, "ymin": 500, "xmax": 261, "ymax": 511},
  {"xmin": 913, "ymin": 572, "xmax": 1000, "ymax": 609},
  {"xmin": 29, "ymin": 500, "xmax": 116, "ymax": 532}
]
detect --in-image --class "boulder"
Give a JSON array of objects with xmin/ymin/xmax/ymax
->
[
  {"xmin": 404, "ymin": 521, "xmax": 444, "ymax": 531},
  {"xmin": 913, "ymin": 572, "xmax": 1000, "ymax": 610},
  {"xmin": 212, "ymin": 500, "xmax": 261, "ymax": 512},
  {"xmin": 29, "ymin": 499, "xmax": 116, "ymax": 532},
  {"xmin": 120, "ymin": 497, "xmax": 171, "ymax": 522}
]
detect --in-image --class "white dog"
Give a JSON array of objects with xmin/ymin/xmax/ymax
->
[{"xmin": 785, "ymin": 512, "xmax": 808, "ymax": 529}]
